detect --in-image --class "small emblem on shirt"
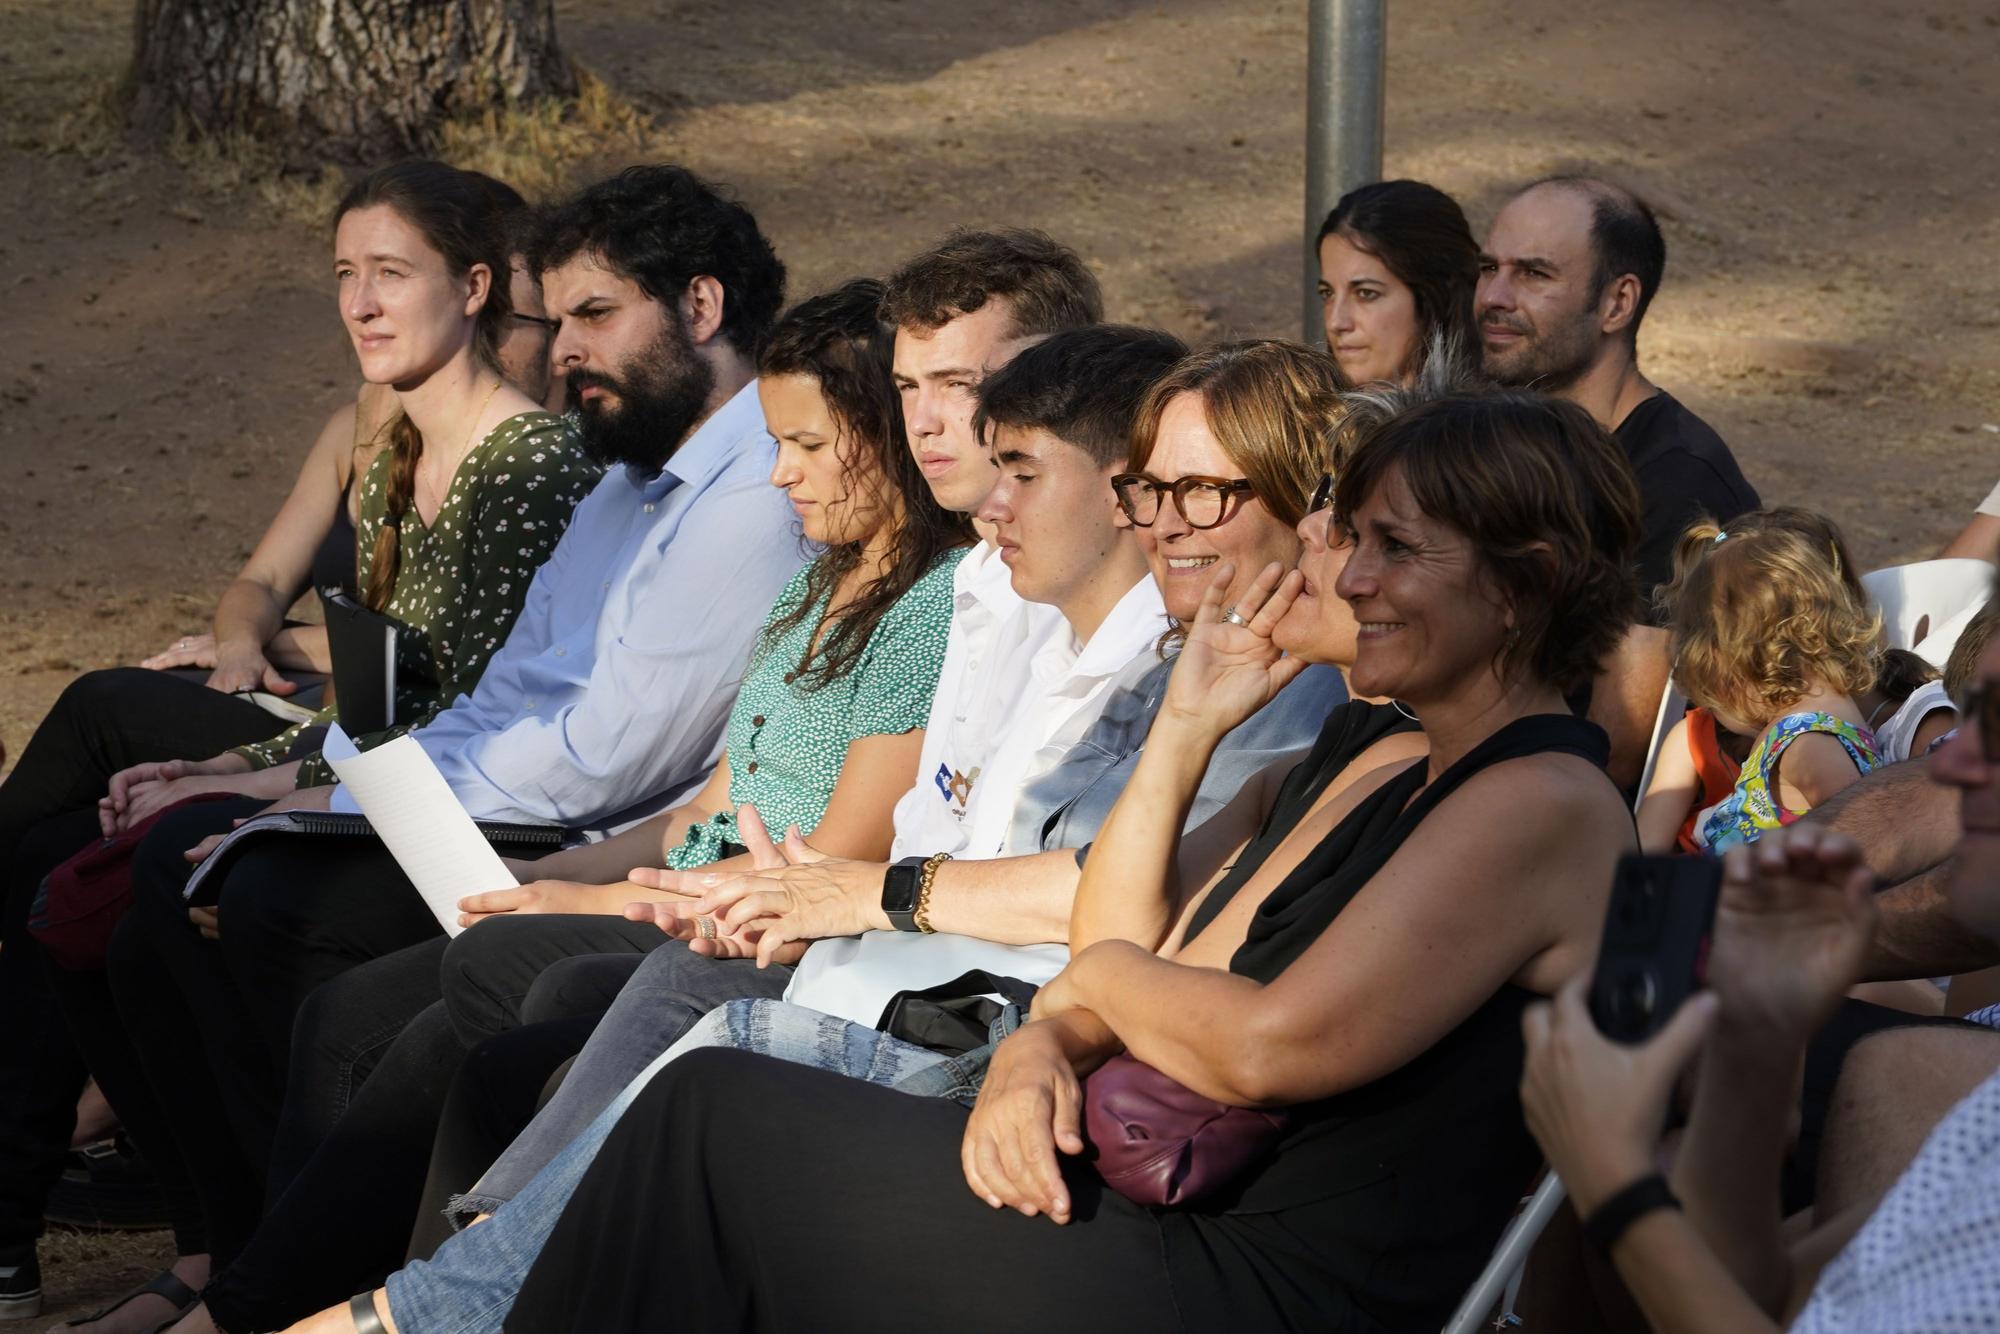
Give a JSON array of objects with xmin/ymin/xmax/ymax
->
[{"xmin": 933, "ymin": 762, "xmax": 980, "ymax": 817}]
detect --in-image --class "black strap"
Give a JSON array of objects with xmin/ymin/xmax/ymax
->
[{"xmin": 1582, "ymin": 1173, "xmax": 1681, "ymax": 1254}]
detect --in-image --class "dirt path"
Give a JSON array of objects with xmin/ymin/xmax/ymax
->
[{"xmin": 3, "ymin": 0, "xmax": 1998, "ymax": 1315}]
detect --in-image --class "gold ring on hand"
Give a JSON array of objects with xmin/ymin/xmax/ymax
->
[
  {"xmin": 696, "ymin": 914, "xmax": 718, "ymax": 940},
  {"xmin": 1220, "ymin": 607, "xmax": 1249, "ymax": 627}
]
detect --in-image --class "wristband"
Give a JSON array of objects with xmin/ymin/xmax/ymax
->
[{"xmin": 1582, "ymin": 1173, "xmax": 1680, "ymax": 1255}]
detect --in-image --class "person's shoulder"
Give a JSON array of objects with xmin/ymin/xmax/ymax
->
[
  {"xmin": 1453, "ymin": 741, "xmax": 1627, "ymax": 843},
  {"xmin": 874, "ymin": 549, "xmax": 970, "ymax": 637},
  {"xmin": 1624, "ymin": 390, "xmax": 1759, "ymax": 504}
]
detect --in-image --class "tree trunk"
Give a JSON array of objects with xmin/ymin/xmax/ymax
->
[{"xmin": 127, "ymin": 0, "xmax": 575, "ymax": 162}]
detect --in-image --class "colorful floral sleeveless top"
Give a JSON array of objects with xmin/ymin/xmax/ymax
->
[{"xmin": 1696, "ymin": 711, "xmax": 1879, "ymax": 854}]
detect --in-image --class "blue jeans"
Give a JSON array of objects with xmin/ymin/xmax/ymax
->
[{"xmin": 385, "ymin": 1000, "xmax": 1008, "ymax": 1334}]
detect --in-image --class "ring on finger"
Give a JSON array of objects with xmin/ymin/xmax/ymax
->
[
  {"xmin": 1220, "ymin": 606, "xmax": 1249, "ymax": 627},
  {"xmin": 696, "ymin": 914, "xmax": 718, "ymax": 940}
]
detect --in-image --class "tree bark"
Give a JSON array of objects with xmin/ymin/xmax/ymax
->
[{"xmin": 128, "ymin": 0, "xmax": 575, "ymax": 162}]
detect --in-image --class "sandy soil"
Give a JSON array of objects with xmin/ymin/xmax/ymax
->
[{"xmin": 4, "ymin": 0, "xmax": 1998, "ymax": 1319}]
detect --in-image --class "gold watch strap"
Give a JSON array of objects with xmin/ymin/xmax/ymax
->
[{"xmin": 913, "ymin": 851, "xmax": 953, "ymax": 934}]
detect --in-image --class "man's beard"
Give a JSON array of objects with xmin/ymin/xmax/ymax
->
[
  {"xmin": 1478, "ymin": 307, "xmax": 1599, "ymax": 394},
  {"xmin": 568, "ymin": 318, "xmax": 717, "ymax": 473}
]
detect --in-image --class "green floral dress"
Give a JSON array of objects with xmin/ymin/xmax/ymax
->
[
  {"xmin": 235, "ymin": 409, "xmax": 600, "ymax": 785},
  {"xmin": 667, "ymin": 549, "xmax": 964, "ymax": 868}
]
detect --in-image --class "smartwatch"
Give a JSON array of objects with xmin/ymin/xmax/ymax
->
[{"xmin": 880, "ymin": 856, "xmax": 928, "ymax": 932}]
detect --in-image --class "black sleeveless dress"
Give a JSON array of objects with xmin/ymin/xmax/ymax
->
[{"xmin": 505, "ymin": 707, "xmax": 1611, "ymax": 1334}]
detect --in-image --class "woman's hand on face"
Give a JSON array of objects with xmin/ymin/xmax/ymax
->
[
  {"xmin": 141, "ymin": 632, "xmax": 218, "ymax": 672},
  {"xmin": 961, "ymin": 1020, "xmax": 1087, "ymax": 1224},
  {"xmin": 205, "ymin": 640, "xmax": 297, "ymax": 696},
  {"xmin": 1707, "ymin": 825, "xmax": 1879, "ymax": 1047},
  {"xmin": 1159, "ymin": 561, "xmax": 1309, "ymax": 739},
  {"xmin": 1520, "ymin": 974, "xmax": 1719, "ymax": 1215}
]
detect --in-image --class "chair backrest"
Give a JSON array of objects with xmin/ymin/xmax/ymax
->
[
  {"xmin": 1860, "ymin": 558, "xmax": 1995, "ymax": 659},
  {"xmin": 1632, "ymin": 678, "xmax": 1689, "ymax": 812}
]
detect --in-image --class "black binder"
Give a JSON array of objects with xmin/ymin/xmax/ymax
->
[
  {"xmin": 323, "ymin": 590, "xmax": 404, "ymax": 735},
  {"xmin": 181, "ymin": 810, "xmax": 570, "ymax": 906}
]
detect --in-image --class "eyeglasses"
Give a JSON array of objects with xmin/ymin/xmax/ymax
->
[
  {"xmin": 1110, "ymin": 473, "xmax": 1255, "ymax": 530},
  {"xmin": 1308, "ymin": 472, "xmax": 1334, "ymax": 514},
  {"xmin": 1953, "ymin": 678, "xmax": 2000, "ymax": 763},
  {"xmin": 512, "ymin": 313, "xmax": 559, "ymax": 333}
]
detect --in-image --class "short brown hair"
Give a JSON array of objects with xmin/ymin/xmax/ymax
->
[
  {"xmin": 1659, "ymin": 511, "xmax": 1885, "ymax": 723},
  {"xmin": 880, "ymin": 227, "xmax": 1103, "ymax": 338},
  {"xmin": 1333, "ymin": 391, "xmax": 1642, "ymax": 691},
  {"xmin": 1127, "ymin": 340, "xmax": 1342, "ymax": 529}
]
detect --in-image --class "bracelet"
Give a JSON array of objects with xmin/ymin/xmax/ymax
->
[
  {"xmin": 1581, "ymin": 1173, "xmax": 1680, "ymax": 1255},
  {"xmin": 913, "ymin": 851, "xmax": 952, "ymax": 934}
]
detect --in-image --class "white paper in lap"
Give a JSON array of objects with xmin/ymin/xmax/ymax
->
[
  {"xmin": 322, "ymin": 726, "xmax": 517, "ymax": 937},
  {"xmin": 782, "ymin": 931, "xmax": 1071, "ymax": 1028}
]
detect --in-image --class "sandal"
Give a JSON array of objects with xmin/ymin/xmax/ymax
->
[{"xmin": 61, "ymin": 1268, "xmax": 198, "ymax": 1332}]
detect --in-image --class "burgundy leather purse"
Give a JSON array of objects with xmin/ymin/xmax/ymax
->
[
  {"xmin": 1083, "ymin": 1052, "xmax": 1290, "ymax": 1207},
  {"xmin": 27, "ymin": 793, "xmax": 237, "ymax": 970}
]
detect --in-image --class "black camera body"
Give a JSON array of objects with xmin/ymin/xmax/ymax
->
[{"xmin": 1588, "ymin": 853, "xmax": 1722, "ymax": 1044}]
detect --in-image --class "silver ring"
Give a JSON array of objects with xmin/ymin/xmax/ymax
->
[
  {"xmin": 1220, "ymin": 607, "xmax": 1249, "ymax": 627},
  {"xmin": 696, "ymin": 914, "xmax": 717, "ymax": 940}
]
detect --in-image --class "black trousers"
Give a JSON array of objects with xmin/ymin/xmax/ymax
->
[
  {"xmin": 0, "ymin": 668, "xmax": 283, "ymax": 1249},
  {"xmin": 198, "ymin": 915, "xmax": 661, "ymax": 1333},
  {"xmin": 508, "ymin": 1049, "xmax": 1185, "ymax": 1334}
]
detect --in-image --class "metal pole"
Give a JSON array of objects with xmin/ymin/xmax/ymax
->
[
  {"xmin": 1303, "ymin": 0, "xmax": 1386, "ymax": 344},
  {"xmin": 1440, "ymin": 1173, "xmax": 1568, "ymax": 1334}
]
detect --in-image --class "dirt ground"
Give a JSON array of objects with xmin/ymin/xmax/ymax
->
[{"xmin": 3, "ymin": 0, "xmax": 1998, "ymax": 1319}]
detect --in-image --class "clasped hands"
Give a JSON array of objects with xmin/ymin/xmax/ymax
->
[
  {"xmin": 1519, "ymin": 826, "xmax": 1879, "ymax": 1213},
  {"xmin": 619, "ymin": 804, "xmax": 888, "ymax": 967}
]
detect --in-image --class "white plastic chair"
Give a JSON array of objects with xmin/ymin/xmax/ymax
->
[
  {"xmin": 1632, "ymin": 678, "xmax": 1689, "ymax": 814},
  {"xmin": 1860, "ymin": 558, "xmax": 1995, "ymax": 658}
]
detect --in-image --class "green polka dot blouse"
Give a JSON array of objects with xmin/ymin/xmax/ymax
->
[
  {"xmin": 668, "ymin": 547, "xmax": 965, "ymax": 868},
  {"xmin": 235, "ymin": 409, "xmax": 600, "ymax": 783}
]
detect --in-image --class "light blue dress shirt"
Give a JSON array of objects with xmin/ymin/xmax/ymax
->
[{"xmin": 330, "ymin": 381, "xmax": 811, "ymax": 830}]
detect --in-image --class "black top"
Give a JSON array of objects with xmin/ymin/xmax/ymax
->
[
  {"xmin": 311, "ymin": 482, "xmax": 358, "ymax": 603},
  {"xmin": 1166, "ymin": 703, "xmax": 1613, "ymax": 1333},
  {"xmin": 1615, "ymin": 390, "xmax": 1759, "ymax": 615}
]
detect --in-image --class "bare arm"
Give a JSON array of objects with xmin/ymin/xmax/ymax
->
[
  {"xmin": 1045, "ymin": 758, "xmax": 1630, "ymax": 1106},
  {"xmin": 1940, "ymin": 510, "xmax": 2000, "ymax": 562},
  {"xmin": 1806, "ymin": 757, "xmax": 1961, "ymax": 883},
  {"xmin": 1636, "ymin": 715, "xmax": 1698, "ymax": 853},
  {"xmin": 1593, "ymin": 623, "xmax": 1672, "ymax": 793},
  {"xmin": 1860, "ymin": 859, "xmax": 1999, "ymax": 980},
  {"xmin": 205, "ymin": 401, "xmax": 362, "ymax": 693},
  {"xmin": 1606, "ymin": 1212, "xmax": 1784, "ymax": 1334},
  {"xmin": 803, "ymin": 729, "xmax": 928, "ymax": 861}
]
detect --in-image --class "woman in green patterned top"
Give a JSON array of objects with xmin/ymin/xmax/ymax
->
[
  {"xmin": 459, "ymin": 279, "xmax": 971, "ymax": 923},
  {"xmin": 109, "ymin": 160, "xmax": 596, "ymax": 822}
]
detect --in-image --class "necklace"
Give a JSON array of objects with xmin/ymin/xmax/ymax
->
[
  {"xmin": 1865, "ymin": 694, "xmax": 1896, "ymax": 730},
  {"xmin": 1392, "ymin": 699, "xmax": 1419, "ymax": 723},
  {"xmin": 419, "ymin": 378, "xmax": 502, "ymax": 520}
]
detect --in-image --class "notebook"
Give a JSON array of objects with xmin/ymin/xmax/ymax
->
[{"xmin": 323, "ymin": 590, "xmax": 403, "ymax": 735}]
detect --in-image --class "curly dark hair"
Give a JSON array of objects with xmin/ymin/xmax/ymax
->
[
  {"xmin": 758, "ymin": 279, "xmax": 973, "ymax": 689},
  {"xmin": 880, "ymin": 227, "xmax": 1102, "ymax": 337},
  {"xmin": 1333, "ymin": 390, "xmax": 1641, "ymax": 692},
  {"xmin": 530, "ymin": 164, "xmax": 787, "ymax": 359}
]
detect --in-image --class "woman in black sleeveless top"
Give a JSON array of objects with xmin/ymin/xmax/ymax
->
[{"xmin": 481, "ymin": 390, "xmax": 1646, "ymax": 1334}]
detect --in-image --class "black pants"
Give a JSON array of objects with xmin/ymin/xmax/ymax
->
[
  {"xmin": 508, "ymin": 1049, "xmax": 1185, "ymax": 1334},
  {"xmin": 198, "ymin": 915, "xmax": 662, "ymax": 1333},
  {"xmin": 0, "ymin": 668, "xmax": 283, "ymax": 1249}
]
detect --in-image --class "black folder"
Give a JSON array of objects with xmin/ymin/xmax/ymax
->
[{"xmin": 323, "ymin": 590, "xmax": 404, "ymax": 735}]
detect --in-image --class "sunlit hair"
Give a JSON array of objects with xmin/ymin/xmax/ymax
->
[
  {"xmin": 1658, "ymin": 509, "xmax": 1883, "ymax": 723},
  {"xmin": 1126, "ymin": 340, "xmax": 1342, "ymax": 530},
  {"xmin": 1332, "ymin": 390, "xmax": 1641, "ymax": 692},
  {"xmin": 756, "ymin": 279, "xmax": 972, "ymax": 689}
]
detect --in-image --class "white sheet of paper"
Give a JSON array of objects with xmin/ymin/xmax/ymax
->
[{"xmin": 323, "ymin": 726, "xmax": 517, "ymax": 936}]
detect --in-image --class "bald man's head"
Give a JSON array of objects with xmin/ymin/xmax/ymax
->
[{"xmin": 1519, "ymin": 177, "xmax": 1667, "ymax": 341}]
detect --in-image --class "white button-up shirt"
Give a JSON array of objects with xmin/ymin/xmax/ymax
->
[{"xmin": 888, "ymin": 557, "xmax": 1167, "ymax": 861}]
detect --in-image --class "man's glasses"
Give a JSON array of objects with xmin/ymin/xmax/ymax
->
[
  {"xmin": 1954, "ymin": 678, "xmax": 2000, "ymax": 763},
  {"xmin": 513, "ymin": 313, "xmax": 559, "ymax": 333},
  {"xmin": 1111, "ymin": 474, "xmax": 1256, "ymax": 530}
]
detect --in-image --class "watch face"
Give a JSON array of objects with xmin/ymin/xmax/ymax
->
[{"xmin": 881, "ymin": 863, "xmax": 921, "ymax": 915}]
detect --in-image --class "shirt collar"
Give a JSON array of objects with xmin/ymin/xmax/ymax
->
[
  {"xmin": 1036, "ymin": 574, "xmax": 1170, "ymax": 685},
  {"xmin": 955, "ymin": 540, "xmax": 1024, "ymax": 615},
  {"xmin": 618, "ymin": 379, "xmax": 769, "ymax": 500}
]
